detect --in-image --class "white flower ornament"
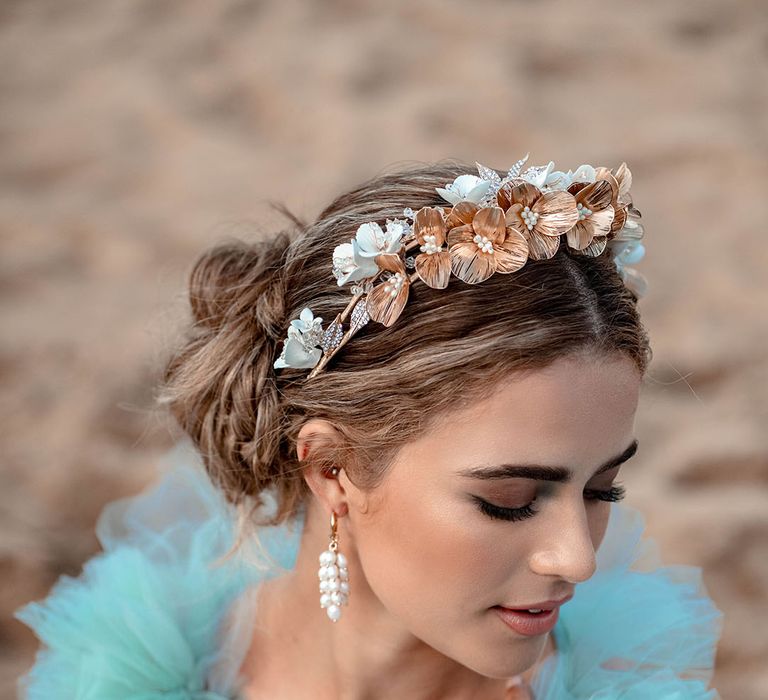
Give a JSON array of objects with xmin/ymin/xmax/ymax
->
[
  {"xmin": 610, "ymin": 238, "xmax": 647, "ymax": 298},
  {"xmin": 273, "ymin": 307, "xmax": 325, "ymax": 369},
  {"xmin": 570, "ymin": 164, "xmax": 597, "ymax": 184},
  {"xmin": 518, "ymin": 162, "xmax": 598, "ymax": 193},
  {"xmin": 519, "ymin": 160, "xmax": 556, "ymax": 189},
  {"xmin": 332, "ymin": 220, "xmax": 406, "ymax": 286},
  {"xmin": 436, "ymin": 174, "xmax": 491, "ymax": 205}
]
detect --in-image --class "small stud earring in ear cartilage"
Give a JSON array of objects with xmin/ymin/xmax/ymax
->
[{"xmin": 318, "ymin": 510, "xmax": 349, "ymax": 622}]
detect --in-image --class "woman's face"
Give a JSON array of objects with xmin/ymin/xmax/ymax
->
[{"xmin": 347, "ymin": 352, "xmax": 643, "ymax": 678}]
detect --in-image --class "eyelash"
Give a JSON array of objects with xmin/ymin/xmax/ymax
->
[{"xmin": 475, "ymin": 483, "xmax": 626, "ymax": 523}]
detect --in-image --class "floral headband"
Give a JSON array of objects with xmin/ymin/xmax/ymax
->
[{"xmin": 274, "ymin": 155, "xmax": 646, "ymax": 379}]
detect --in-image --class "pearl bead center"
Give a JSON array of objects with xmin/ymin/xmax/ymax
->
[
  {"xmin": 383, "ymin": 272, "xmax": 406, "ymax": 297},
  {"xmin": 521, "ymin": 205, "xmax": 539, "ymax": 231},
  {"xmin": 419, "ymin": 234, "xmax": 441, "ymax": 255},
  {"xmin": 577, "ymin": 202, "xmax": 593, "ymax": 221},
  {"xmin": 473, "ymin": 234, "xmax": 495, "ymax": 254}
]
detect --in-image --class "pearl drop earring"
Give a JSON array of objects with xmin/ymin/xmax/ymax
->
[{"xmin": 318, "ymin": 507, "xmax": 350, "ymax": 622}]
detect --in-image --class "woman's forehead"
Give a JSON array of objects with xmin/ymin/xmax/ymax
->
[
  {"xmin": 392, "ymin": 354, "xmax": 641, "ymax": 476},
  {"xmin": 441, "ymin": 354, "xmax": 639, "ymax": 425}
]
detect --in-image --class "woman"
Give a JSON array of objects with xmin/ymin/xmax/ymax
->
[{"xmin": 15, "ymin": 158, "xmax": 723, "ymax": 699}]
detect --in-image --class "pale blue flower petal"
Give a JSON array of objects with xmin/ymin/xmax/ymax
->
[{"xmin": 354, "ymin": 222, "xmax": 384, "ymax": 254}]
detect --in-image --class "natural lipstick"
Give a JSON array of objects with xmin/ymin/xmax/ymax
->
[{"xmin": 492, "ymin": 605, "xmax": 560, "ymax": 636}]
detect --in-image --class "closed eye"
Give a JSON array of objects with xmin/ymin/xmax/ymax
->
[
  {"xmin": 584, "ymin": 483, "xmax": 626, "ymax": 502},
  {"xmin": 473, "ymin": 482, "xmax": 627, "ymax": 522}
]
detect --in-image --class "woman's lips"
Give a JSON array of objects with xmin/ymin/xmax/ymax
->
[{"xmin": 492, "ymin": 605, "xmax": 560, "ymax": 636}]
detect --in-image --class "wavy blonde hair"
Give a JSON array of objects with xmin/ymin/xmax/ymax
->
[{"xmin": 159, "ymin": 160, "xmax": 651, "ymax": 534}]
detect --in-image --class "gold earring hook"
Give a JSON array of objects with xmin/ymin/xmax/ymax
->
[{"xmin": 329, "ymin": 510, "xmax": 339, "ymax": 552}]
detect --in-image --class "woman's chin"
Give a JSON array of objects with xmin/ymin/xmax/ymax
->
[{"xmin": 459, "ymin": 624, "xmax": 548, "ymax": 680}]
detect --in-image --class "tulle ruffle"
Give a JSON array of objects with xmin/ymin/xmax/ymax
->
[
  {"xmin": 530, "ymin": 499, "xmax": 724, "ymax": 699},
  {"xmin": 14, "ymin": 441, "xmax": 300, "ymax": 700},
  {"xmin": 15, "ymin": 441, "xmax": 723, "ymax": 699}
]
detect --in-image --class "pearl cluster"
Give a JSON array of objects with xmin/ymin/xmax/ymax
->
[
  {"xmin": 520, "ymin": 205, "xmax": 539, "ymax": 230},
  {"xmin": 318, "ymin": 549, "xmax": 350, "ymax": 622},
  {"xmin": 383, "ymin": 271, "xmax": 406, "ymax": 298},
  {"xmin": 576, "ymin": 202, "xmax": 593, "ymax": 220},
  {"xmin": 419, "ymin": 234, "xmax": 441, "ymax": 255},
  {"xmin": 473, "ymin": 234, "xmax": 495, "ymax": 254}
]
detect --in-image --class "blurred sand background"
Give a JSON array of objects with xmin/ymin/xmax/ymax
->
[{"xmin": 1, "ymin": 1, "xmax": 766, "ymax": 698}]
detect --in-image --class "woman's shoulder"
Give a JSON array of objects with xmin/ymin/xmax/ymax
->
[
  {"xmin": 530, "ymin": 500, "xmax": 725, "ymax": 699},
  {"xmin": 14, "ymin": 442, "xmax": 302, "ymax": 700}
]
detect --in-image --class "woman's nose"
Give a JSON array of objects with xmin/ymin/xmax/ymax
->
[{"xmin": 527, "ymin": 500, "xmax": 598, "ymax": 583}]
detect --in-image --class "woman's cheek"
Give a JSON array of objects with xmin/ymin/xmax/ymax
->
[
  {"xmin": 357, "ymin": 494, "xmax": 516, "ymax": 620},
  {"xmin": 587, "ymin": 502, "xmax": 612, "ymax": 551}
]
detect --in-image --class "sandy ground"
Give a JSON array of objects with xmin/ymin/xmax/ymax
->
[{"xmin": 1, "ymin": 1, "xmax": 766, "ymax": 698}]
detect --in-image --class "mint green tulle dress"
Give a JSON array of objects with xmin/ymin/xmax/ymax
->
[{"xmin": 15, "ymin": 441, "xmax": 724, "ymax": 699}]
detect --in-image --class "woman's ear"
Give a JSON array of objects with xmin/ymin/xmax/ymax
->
[{"xmin": 297, "ymin": 418, "xmax": 350, "ymax": 518}]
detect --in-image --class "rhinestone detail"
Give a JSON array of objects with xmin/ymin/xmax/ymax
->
[
  {"xmin": 350, "ymin": 300, "xmax": 370, "ymax": 334},
  {"xmin": 320, "ymin": 321, "xmax": 344, "ymax": 353}
]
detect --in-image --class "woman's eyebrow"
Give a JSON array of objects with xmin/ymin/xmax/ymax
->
[{"xmin": 456, "ymin": 439, "xmax": 639, "ymax": 482}]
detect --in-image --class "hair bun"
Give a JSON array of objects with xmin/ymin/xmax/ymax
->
[
  {"xmin": 161, "ymin": 229, "xmax": 295, "ymax": 518},
  {"xmin": 189, "ymin": 234, "xmax": 290, "ymax": 334}
]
